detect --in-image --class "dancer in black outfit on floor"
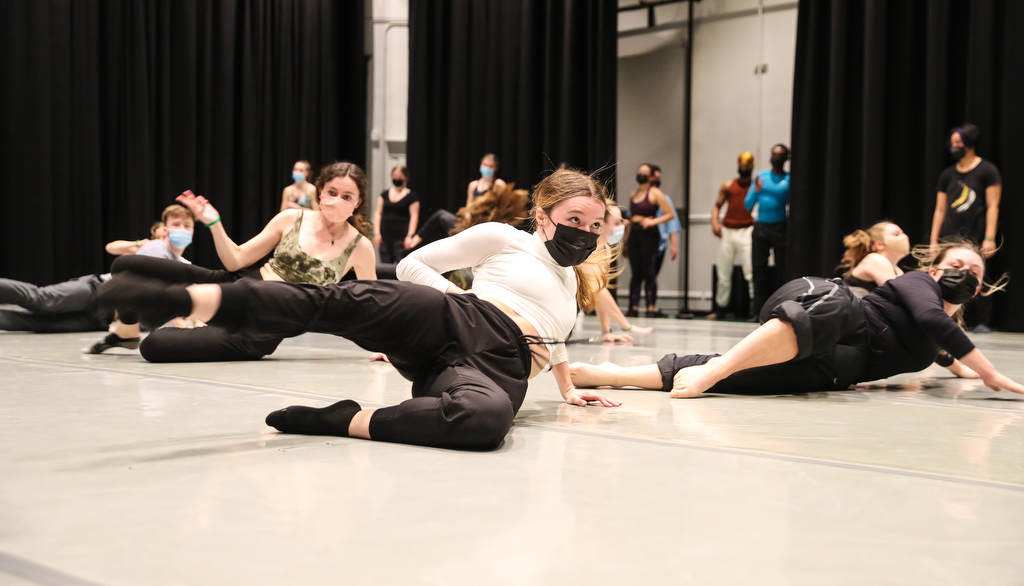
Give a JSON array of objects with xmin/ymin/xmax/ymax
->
[{"xmin": 569, "ymin": 239, "xmax": 1023, "ymax": 398}]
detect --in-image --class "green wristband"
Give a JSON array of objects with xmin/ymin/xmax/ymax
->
[
  {"xmin": 622, "ymin": 324, "xmax": 632, "ymax": 332},
  {"xmin": 205, "ymin": 216, "xmax": 221, "ymax": 228},
  {"xmin": 984, "ymin": 236, "xmax": 996, "ymax": 242}
]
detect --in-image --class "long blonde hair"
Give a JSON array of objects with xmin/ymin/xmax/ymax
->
[
  {"xmin": 531, "ymin": 169, "xmax": 616, "ymax": 313},
  {"xmin": 837, "ymin": 221, "xmax": 890, "ymax": 277}
]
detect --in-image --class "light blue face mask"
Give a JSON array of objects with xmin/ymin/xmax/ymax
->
[
  {"xmin": 479, "ymin": 165, "xmax": 495, "ymax": 178},
  {"xmin": 168, "ymin": 229, "xmax": 193, "ymax": 250},
  {"xmin": 607, "ymin": 224, "xmax": 626, "ymax": 245},
  {"xmin": 292, "ymin": 171, "xmax": 306, "ymax": 183}
]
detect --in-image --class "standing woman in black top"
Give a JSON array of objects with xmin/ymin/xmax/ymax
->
[
  {"xmin": 930, "ymin": 124, "xmax": 1002, "ymax": 333},
  {"xmin": 373, "ymin": 165, "xmax": 420, "ymax": 263},
  {"xmin": 570, "ymin": 239, "xmax": 1023, "ymax": 398},
  {"xmin": 626, "ymin": 163, "xmax": 676, "ymax": 317}
]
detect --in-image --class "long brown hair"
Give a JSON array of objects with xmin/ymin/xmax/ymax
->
[
  {"xmin": 836, "ymin": 221, "xmax": 890, "ymax": 277},
  {"xmin": 450, "ymin": 182, "xmax": 529, "ymax": 235},
  {"xmin": 531, "ymin": 168, "xmax": 615, "ymax": 313},
  {"xmin": 315, "ymin": 161, "xmax": 373, "ymax": 238}
]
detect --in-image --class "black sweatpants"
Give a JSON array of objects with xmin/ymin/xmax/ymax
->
[
  {"xmin": 657, "ymin": 277, "xmax": 868, "ymax": 394},
  {"xmin": 110, "ymin": 255, "xmax": 278, "ymax": 362},
  {"xmin": 215, "ymin": 279, "xmax": 532, "ymax": 450},
  {"xmin": 751, "ymin": 220, "xmax": 787, "ymax": 315}
]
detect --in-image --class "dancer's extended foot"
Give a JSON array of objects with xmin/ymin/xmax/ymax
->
[
  {"xmin": 670, "ymin": 357, "xmax": 728, "ymax": 398},
  {"xmin": 569, "ymin": 362, "xmax": 623, "ymax": 388},
  {"xmin": 94, "ymin": 272, "xmax": 192, "ymax": 327},
  {"xmin": 84, "ymin": 333, "xmax": 141, "ymax": 354},
  {"xmin": 266, "ymin": 399, "xmax": 362, "ymax": 436}
]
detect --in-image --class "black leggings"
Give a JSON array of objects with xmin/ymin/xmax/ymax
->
[
  {"xmin": 110, "ymin": 255, "xmax": 277, "ymax": 362},
  {"xmin": 657, "ymin": 277, "xmax": 869, "ymax": 394},
  {"xmin": 214, "ymin": 279, "xmax": 532, "ymax": 450},
  {"xmin": 628, "ymin": 225, "xmax": 662, "ymax": 309}
]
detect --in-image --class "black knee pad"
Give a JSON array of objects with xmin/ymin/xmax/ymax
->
[{"xmin": 656, "ymin": 353, "xmax": 720, "ymax": 392}]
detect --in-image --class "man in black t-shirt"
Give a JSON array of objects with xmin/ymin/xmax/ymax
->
[{"xmin": 930, "ymin": 123, "xmax": 1002, "ymax": 332}]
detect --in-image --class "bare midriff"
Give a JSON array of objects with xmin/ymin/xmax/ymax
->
[
  {"xmin": 259, "ymin": 264, "xmax": 283, "ymax": 281},
  {"xmin": 479, "ymin": 296, "xmax": 548, "ymax": 379}
]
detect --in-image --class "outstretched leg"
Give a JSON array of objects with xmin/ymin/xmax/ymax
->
[
  {"xmin": 569, "ymin": 362, "xmax": 663, "ymax": 389},
  {"xmin": 668, "ymin": 318, "xmax": 797, "ymax": 397}
]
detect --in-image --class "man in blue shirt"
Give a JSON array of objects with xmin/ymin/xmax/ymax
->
[{"xmin": 745, "ymin": 143, "xmax": 790, "ymax": 316}]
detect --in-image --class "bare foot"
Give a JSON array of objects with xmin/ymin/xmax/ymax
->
[
  {"xmin": 368, "ymin": 352, "xmax": 391, "ymax": 363},
  {"xmin": 569, "ymin": 362, "xmax": 622, "ymax": 388},
  {"xmin": 670, "ymin": 358, "xmax": 728, "ymax": 398}
]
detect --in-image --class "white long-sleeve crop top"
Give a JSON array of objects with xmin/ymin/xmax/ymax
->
[{"xmin": 396, "ymin": 222, "xmax": 576, "ymax": 366}]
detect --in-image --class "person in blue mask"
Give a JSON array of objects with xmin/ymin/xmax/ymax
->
[
  {"xmin": 85, "ymin": 206, "xmax": 198, "ymax": 352},
  {"xmin": 746, "ymin": 143, "xmax": 791, "ymax": 316},
  {"xmin": 0, "ymin": 207, "xmax": 192, "ymax": 336},
  {"xmin": 280, "ymin": 160, "xmax": 319, "ymax": 212},
  {"xmin": 466, "ymin": 153, "xmax": 507, "ymax": 208}
]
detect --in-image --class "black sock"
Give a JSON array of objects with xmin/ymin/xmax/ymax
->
[
  {"xmin": 265, "ymin": 399, "xmax": 362, "ymax": 437},
  {"xmin": 95, "ymin": 272, "xmax": 192, "ymax": 327}
]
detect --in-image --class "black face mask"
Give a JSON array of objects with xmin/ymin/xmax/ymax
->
[
  {"xmin": 392, "ymin": 178, "xmax": 405, "ymax": 188},
  {"xmin": 950, "ymin": 146, "xmax": 966, "ymax": 161},
  {"xmin": 937, "ymin": 268, "xmax": 979, "ymax": 304},
  {"xmin": 770, "ymin": 156, "xmax": 787, "ymax": 169},
  {"xmin": 543, "ymin": 223, "xmax": 600, "ymax": 267},
  {"xmin": 636, "ymin": 173, "xmax": 649, "ymax": 185},
  {"xmin": 738, "ymin": 168, "xmax": 753, "ymax": 179},
  {"xmin": 651, "ymin": 178, "xmax": 661, "ymax": 187}
]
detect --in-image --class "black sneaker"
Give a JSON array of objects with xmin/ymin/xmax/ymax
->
[{"xmin": 86, "ymin": 333, "xmax": 141, "ymax": 354}]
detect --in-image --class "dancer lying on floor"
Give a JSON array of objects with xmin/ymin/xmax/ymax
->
[
  {"xmin": 97, "ymin": 169, "xmax": 622, "ymax": 450},
  {"xmin": 93, "ymin": 161, "xmax": 376, "ymax": 361},
  {"xmin": 569, "ymin": 239, "xmax": 1024, "ymax": 398}
]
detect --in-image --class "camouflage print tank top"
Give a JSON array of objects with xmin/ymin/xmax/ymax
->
[{"xmin": 268, "ymin": 210, "xmax": 361, "ymax": 285}]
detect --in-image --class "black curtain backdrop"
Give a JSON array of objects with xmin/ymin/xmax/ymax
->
[
  {"xmin": 0, "ymin": 0, "xmax": 365, "ymax": 285},
  {"xmin": 790, "ymin": 0, "xmax": 1024, "ymax": 330},
  {"xmin": 407, "ymin": 0, "xmax": 617, "ymax": 215}
]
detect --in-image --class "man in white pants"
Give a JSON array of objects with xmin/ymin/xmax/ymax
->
[{"xmin": 708, "ymin": 152, "xmax": 756, "ymax": 319}]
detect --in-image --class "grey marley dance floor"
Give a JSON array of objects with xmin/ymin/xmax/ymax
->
[{"xmin": 2, "ymin": 317, "xmax": 1024, "ymax": 585}]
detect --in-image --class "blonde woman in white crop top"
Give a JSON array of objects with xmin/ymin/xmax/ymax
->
[{"xmin": 97, "ymin": 169, "xmax": 623, "ymax": 450}]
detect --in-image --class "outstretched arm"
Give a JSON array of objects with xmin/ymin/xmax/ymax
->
[
  {"xmin": 178, "ymin": 190, "xmax": 293, "ymax": 271},
  {"xmin": 930, "ymin": 192, "xmax": 947, "ymax": 248},
  {"xmin": 553, "ymin": 361, "xmax": 621, "ymax": 407},
  {"xmin": 943, "ymin": 358, "xmax": 979, "ymax": 379},
  {"xmin": 956, "ymin": 348, "xmax": 1024, "ymax": 394},
  {"xmin": 105, "ymin": 239, "xmax": 149, "ymax": 256}
]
